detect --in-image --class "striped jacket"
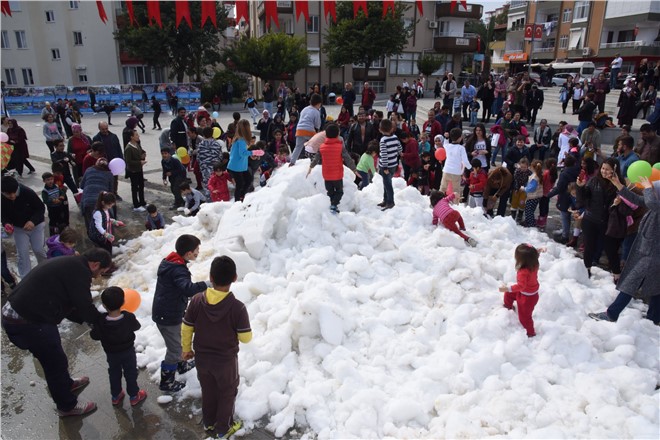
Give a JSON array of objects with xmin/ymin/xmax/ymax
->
[{"xmin": 378, "ymin": 134, "xmax": 401, "ymax": 169}]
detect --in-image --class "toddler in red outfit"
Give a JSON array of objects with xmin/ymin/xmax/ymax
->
[
  {"xmin": 430, "ymin": 187, "xmax": 478, "ymax": 247},
  {"xmin": 499, "ymin": 244, "xmax": 542, "ymax": 337}
]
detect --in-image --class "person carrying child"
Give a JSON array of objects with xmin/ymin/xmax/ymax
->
[
  {"xmin": 430, "ymin": 184, "xmax": 478, "ymax": 247},
  {"xmin": 42, "ymin": 172, "xmax": 70, "ymax": 236},
  {"xmin": 152, "ymin": 234, "xmax": 209, "ymax": 392},
  {"xmin": 499, "ymin": 244, "xmax": 543, "ymax": 337},
  {"xmin": 510, "ymin": 157, "xmax": 532, "ymax": 224},
  {"xmin": 90, "ymin": 286, "xmax": 147, "ymax": 407},
  {"xmin": 520, "ymin": 160, "xmax": 544, "ymax": 227},
  {"xmin": 181, "ymin": 256, "xmax": 251, "ymax": 439},
  {"xmin": 145, "ymin": 204, "xmax": 166, "ymax": 231},
  {"xmin": 88, "ymin": 192, "xmax": 124, "ymax": 254},
  {"xmin": 50, "ymin": 139, "xmax": 79, "ymax": 194},
  {"xmin": 306, "ymin": 123, "xmax": 358, "ymax": 213}
]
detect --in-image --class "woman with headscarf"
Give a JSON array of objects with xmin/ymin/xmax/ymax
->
[
  {"xmin": 589, "ymin": 176, "xmax": 660, "ymax": 324},
  {"xmin": 6, "ymin": 119, "xmax": 36, "ymax": 177},
  {"xmin": 43, "ymin": 113, "xmax": 64, "ymax": 154},
  {"xmin": 616, "ymin": 79, "xmax": 639, "ymax": 128},
  {"xmin": 67, "ymin": 123, "xmax": 91, "ymax": 183},
  {"xmin": 557, "ymin": 124, "xmax": 581, "ymax": 168},
  {"xmin": 79, "ymin": 157, "xmax": 114, "ymax": 229}
]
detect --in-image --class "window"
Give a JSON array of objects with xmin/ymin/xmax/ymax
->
[
  {"xmin": 21, "ymin": 68, "xmax": 34, "ymax": 86},
  {"xmin": 431, "ymin": 56, "xmax": 453, "ymax": 77},
  {"xmin": 574, "ymin": 1, "xmax": 590, "ymax": 20},
  {"xmin": 78, "ymin": 73, "xmax": 88, "ymax": 82},
  {"xmin": 8, "ymin": 1, "xmax": 21, "ymax": 12},
  {"xmin": 15, "ymin": 31, "xmax": 27, "ymax": 49},
  {"xmin": 306, "ymin": 15, "xmax": 319, "ymax": 33},
  {"xmin": 281, "ymin": 19, "xmax": 294, "ymax": 35},
  {"xmin": 51, "ymin": 48, "xmax": 61, "ymax": 60},
  {"xmin": 69, "ymin": 1, "xmax": 79, "ymax": 9},
  {"xmin": 122, "ymin": 65, "xmax": 165, "ymax": 84},
  {"xmin": 559, "ymin": 35, "xmax": 569, "ymax": 49},
  {"xmin": 353, "ymin": 58, "xmax": 385, "ymax": 69},
  {"xmin": 45, "ymin": 10, "xmax": 55, "ymax": 22},
  {"xmin": 389, "ymin": 53, "xmax": 421, "ymax": 76},
  {"xmin": 617, "ymin": 30, "xmax": 635, "ymax": 43},
  {"xmin": 73, "ymin": 31, "xmax": 83, "ymax": 46},
  {"xmin": 546, "ymin": 14, "xmax": 559, "ymax": 23},
  {"xmin": 562, "ymin": 9, "xmax": 572, "ymax": 23},
  {"xmin": 1, "ymin": 31, "xmax": 9, "ymax": 49},
  {"xmin": 308, "ymin": 49, "xmax": 320, "ymax": 67},
  {"xmin": 356, "ymin": 81, "xmax": 385, "ymax": 94},
  {"xmin": 542, "ymin": 38, "xmax": 556, "ymax": 49},
  {"xmin": 4, "ymin": 68, "xmax": 17, "ymax": 85}
]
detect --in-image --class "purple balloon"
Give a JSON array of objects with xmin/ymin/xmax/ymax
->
[{"xmin": 108, "ymin": 158, "xmax": 126, "ymax": 176}]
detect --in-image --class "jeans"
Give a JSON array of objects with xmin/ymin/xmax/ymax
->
[
  {"xmin": 358, "ymin": 171, "xmax": 370, "ymax": 189},
  {"xmin": 559, "ymin": 210, "xmax": 571, "ymax": 240},
  {"xmin": 621, "ymin": 233, "xmax": 637, "ymax": 263},
  {"xmin": 12, "ymin": 223, "xmax": 46, "ymax": 278},
  {"xmin": 157, "ymin": 323, "xmax": 183, "ymax": 365},
  {"xmin": 379, "ymin": 167, "xmax": 397, "ymax": 205},
  {"xmin": 248, "ymin": 107, "xmax": 259, "ymax": 123},
  {"xmin": 577, "ymin": 120, "xmax": 589, "ymax": 136},
  {"xmin": 106, "ymin": 348, "xmax": 139, "ymax": 398},
  {"xmin": 462, "ymin": 101, "xmax": 470, "ymax": 119},
  {"xmin": 470, "ymin": 111, "xmax": 478, "ymax": 126},
  {"xmin": 492, "ymin": 97, "xmax": 504, "ymax": 115},
  {"xmin": 610, "ymin": 68, "xmax": 620, "ymax": 90},
  {"xmin": 290, "ymin": 135, "xmax": 312, "ymax": 165},
  {"xmin": 491, "ymin": 143, "xmax": 506, "ymax": 165},
  {"xmin": 1, "ymin": 248, "xmax": 16, "ymax": 286},
  {"xmin": 2, "ymin": 320, "xmax": 77, "ymax": 411},
  {"xmin": 263, "ymin": 101, "xmax": 273, "ymax": 115},
  {"xmin": 607, "ymin": 292, "xmax": 660, "ymax": 323}
]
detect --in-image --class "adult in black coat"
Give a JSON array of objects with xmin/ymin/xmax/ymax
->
[
  {"xmin": 547, "ymin": 154, "xmax": 580, "ymax": 242},
  {"xmin": 1, "ymin": 248, "xmax": 112, "ymax": 416},
  {"xmin": 169, "ymin": 107, "xmax": 189, "ymax": 149},
  {"xmin": 525, "ymin": 84, "xmax": 544, "ymax": 126},
  {"xmin": 342, "ymin": 82, "xmax": 357, "ymax": 117}
]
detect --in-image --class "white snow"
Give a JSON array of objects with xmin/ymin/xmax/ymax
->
[{"xmin": 108, "ymin": 160, "xmax": 659, "ymax": 438}]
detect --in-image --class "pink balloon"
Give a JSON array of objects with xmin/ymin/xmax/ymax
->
[
  {"xmin": 108, "ymin": 158, "xmax": 126, "ymax": 176},
  {"xmin": 0, "ymin": 132, "xmax": 8, "ymax": 143}
]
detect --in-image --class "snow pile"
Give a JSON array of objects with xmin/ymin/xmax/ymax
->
[{"xmin": 110, "ymin": 160, "xmax": 659, "ymax": 438}]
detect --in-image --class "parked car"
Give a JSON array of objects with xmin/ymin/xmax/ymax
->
[{"xmin": 551, "ymin": 73, "xmax": 574, "ymax": 87}]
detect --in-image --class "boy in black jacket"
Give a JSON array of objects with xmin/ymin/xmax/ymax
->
[
  {"xmin": 161, "ymin": 147, "xmax": 187, "ymax": 209},
  {"xmin": 152, "ymin": 234, "xmax": 209, "ymax": 392},
  {"xmin": 90, "ymin": 286, "xmax": 147, "ymax": 407}
]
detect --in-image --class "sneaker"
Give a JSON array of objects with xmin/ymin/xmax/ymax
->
[
  {"xmin": 467, "ymin": 237, "xmax": 478, "ymax": 247},
  {"xmin": 112, "ymin": 390, "xmax": 125, "ymax": 406},
  {"xmin": 588, "ymin": 311, "xmax": 614, "ymax": 322},
  {"xmin": 377, "ymin": 201, "xmax": 386, "ymax": 207},
  {"xmin": 58, "ymin": 400, "xmax": 97, "ymax": 417},
  {"xmin": 71, "ymin": 376, "xmax": 90, "ymax": 392},
  {"xmin": 177, "ymin": 207, "xmax": 186, "ymax": 212},
  {"xmin": 330, "ymin": 205, "xmax": 339, "ymax": 214},
  {"xmin": 218, "ymin": 420, "xmax": 243, "ymax": 439},
  {"xmin": 133, "ymin": 206, "xmax": 147, "ymax": 212},
  {"xmin": 130, "ymin": 389, "xmax": 147, "ymax": 406}
]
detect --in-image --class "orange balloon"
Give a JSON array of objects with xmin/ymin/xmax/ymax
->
[
  {"xmin": 181, "ymin": 155, "xmax": 190, "ymax": 165},
  {"xmin": 122, "ymin": 289, "xmax": 141, "ymax": 313},
  {"xmin": 650, "ymin": 168, "xmax": 660, "ymax": 182}
]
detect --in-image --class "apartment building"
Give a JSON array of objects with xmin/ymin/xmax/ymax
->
[
  {"xmin": 247, "ymin": 0, "xmax": 483, "ymax": 94},
  {"xmin": 503, "ymin": 0, "xmax": 660, "ymax": 74}
]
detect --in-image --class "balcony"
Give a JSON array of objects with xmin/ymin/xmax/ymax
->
[
  {"xmin": 433, "ymin": 34, "xmax": 479, "ymax": 53},
  {"xmin": 257, "ymin": 0, "xmax": 293, "ymax": 17},
  {"xmin": 436, "ymin": 2, "xmax": 483, "ymax": 19},
  {"xmin": 533, "ymin": 46, "xmax": 556, "ymax": 54},
  {"xmin": 598, "ymin": 40, "xmax": 660, "ymax": 58}
]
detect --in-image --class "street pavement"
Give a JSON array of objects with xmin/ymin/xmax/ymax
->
[{"xmin": 0, "ymin": 87, "xmax": 634, "ymax": 439}]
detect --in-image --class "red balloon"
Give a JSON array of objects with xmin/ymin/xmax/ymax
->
[
  {"xmin": 121, "ymin": 289, "xmax": 141, "ymax": 313},
  {"xmin": 434, "ymin": 147, "xmax": 447, "ymax": 162},
  {"xmin": 336, "ymin": 96, "xmax": 344, "ymax": 105}
]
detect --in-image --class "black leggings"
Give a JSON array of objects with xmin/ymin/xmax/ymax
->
[
  {"xmin": 229, "ymin": 169, "xmax": 251, "ymax": 202},
  {"xmin": 603, "ymin": 235, "xmax": 623, "ymax": 275},
  {"xmin": 582, "ymin": 216, "xmax": 606, "ymax": 270}
]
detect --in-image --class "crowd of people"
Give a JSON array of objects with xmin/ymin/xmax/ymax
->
[{"xmin": 1, "ymin": 69, "xmax": 659, "ymax": 436}]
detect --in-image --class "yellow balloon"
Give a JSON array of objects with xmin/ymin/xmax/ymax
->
[
  {"xmin": 212, "ymin": 127, "xmax": 221, "ymax": 139},
  {"xmin": 176, "ymin": 147, "xmax": 188, "ymax": 158}
]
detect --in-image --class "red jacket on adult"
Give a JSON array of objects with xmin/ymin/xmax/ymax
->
[
  {"xmin": 362, "ymin": 87, "xmax": 376, "ymax": 108},
  {"xmin": 423, "ymin": 120, "xmax": 443, "ymax": 142},
  {"xmin": 319, "ymin": 137, "xmax": 345, "ymax": 181},
  {"xmin": 402, "ymin": 138, "xmax": 421, "ymax": 168}
]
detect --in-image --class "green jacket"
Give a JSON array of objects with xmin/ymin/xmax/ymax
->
[
  {"xmin": 356, "ymin": 153, "xmax": 376, "ymax": 174},
  {"xmin": 124, "ymin": 142, "xmax": 144, "ymax": 173}
]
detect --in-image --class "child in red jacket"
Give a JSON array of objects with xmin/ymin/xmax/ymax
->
[
  {"xmin": 499, "ymin": 244, "xmax": 543, "ymax": 337},
  {"xmin": 207, "ymin": 163, "xmax": 233, "ymax": 202},
  {"xmin": 467, "ymin": 158, "xmax": 487, "ymax": 210}
]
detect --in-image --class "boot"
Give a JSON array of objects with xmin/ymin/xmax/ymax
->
[
  {"xmin": 177, "ymin": 359, "xmax": 196, "ymax": 374},
  {"xmin": 159, "ymin": 362, "xmax": 185, "ymax": 392},
  {"xmin": 536, "ymin": 216, "xmax": 547, "ymax": 229},
  {"xmin": 510, "ymin": 209, "xmax": 517, "ymax": 220},
  {"xmin": 516, "ymin": 210, "xmax": 524, "ymax": 224},
  {"xmin": 566, "ymin": 236, "xmax": 578, "ymax": 248}
]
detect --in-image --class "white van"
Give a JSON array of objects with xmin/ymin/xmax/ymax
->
[{"xmin": 549, "ymin": 62, "xmax": 596, "ymax": 80}]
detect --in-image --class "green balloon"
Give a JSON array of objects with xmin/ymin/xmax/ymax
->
[
  {"xmin": 627, "ymin": 160, "xmax": 652, "ymax": 183},
  {"xmin": 654, "ymin": 162, "xmax": 660, "ymax": 171}
]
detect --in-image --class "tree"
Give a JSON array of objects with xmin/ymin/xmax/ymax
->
[
  {"xmin": 114, "ymin": 2, "xmax": 229, "ymax": 83},
  {"xmin": 417, "ymin": 54, "xmax": 446, "ymax": 77},
  {"xmin": 322, "ymin": 1, "xmax": 412, "ymax": 71},
  {"xmin": 221, "ymin": 33, "xmax": 310, "ymax": 82}
]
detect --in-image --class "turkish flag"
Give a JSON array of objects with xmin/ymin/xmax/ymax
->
[
  {"xmin": 201, "ymin": 0, "xmax": 216, "ymax": 27},
  {"xmin": 450, "ymin": 0, "xmax": 468, "ymax": 13},
  {"xmin": 353, "ymin": 0, "xmax": 368, "ymax": 18},
  {"xmin": 176, "ymin": 1, "xmax": 192, "ymax": 28},
  {"xmin": 416, "ymin": 0, "xmax": 423, "ymax": 16},
  {"xmin": 265, "ymin": 0, "xmax": 280, "ymax": 29},
  {"xmin": 125, "ymin": 0, "xmax": 137, "ymax": 26},
  {"xmin": 324, "ymin": 0, "xmax": 337, "ymax": 23},
  {"xmin": 533, "ymin": 24, "xmax": 543, "ymax": 40},
  {"xmin": 147, "ymin": 0, "xmax": 162, "ymax": 28},
  {"xmin": 96, "ymin": 1, "xmax": 108, "ymax": 24},
  {"xmin": 382, "ymin": 0, "xmax": 395, "ymax": 18},
  {"xmin": 235, "ymin": 0, "xmax": 249, "ymax": 25},
  {"xmin": 524, "ymin": 24, "xmax": 533, "ymax": 40},
  {"xmin": 1, "ymin": 1, "xmax": 11, "ymax": 17},
  {"xmin": 296, "ymin": 0, "xmax": 310, "ymax": 24}
]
